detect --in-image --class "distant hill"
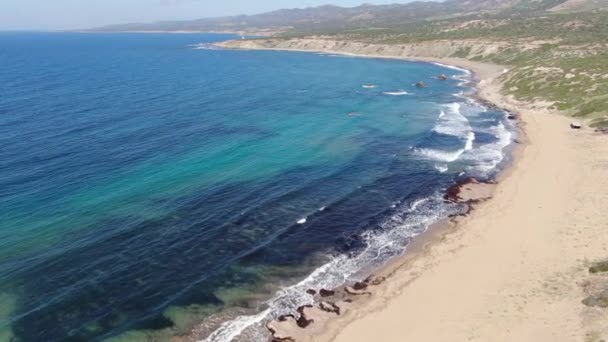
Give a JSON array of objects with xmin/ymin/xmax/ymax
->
[
  {"xmin": 550, "ymin": 0, "xmax": 608, "ymax": 11},
  {"xmin": 91, "ymin": 0, "xmax": 572, "ymax": 34}
]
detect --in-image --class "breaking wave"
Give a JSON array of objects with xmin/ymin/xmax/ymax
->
[
  {"xmin": 198, "ymin": 61, "xmax": 515, "ymax": 342},
  {"xmin": 383, "ymin": 90, "xmax": 410, "ymax": 96},
  {"xmin": 202, "ymin": 195, "xmax": 461, "ymax": 342},
  {"xmin": 463, "ymin": 122, "xmax": 513, "ymax": 176},
  {"xmin": 432, "ymin": 103, "xmax": 474, "ymax": 140},
  {"xmin": 414, "ymin": 147, "xmax": 466, "ymax": 163}
]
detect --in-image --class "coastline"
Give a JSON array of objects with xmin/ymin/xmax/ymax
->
[
  {"xmin": 200, "ymin": 40, "xmax": 608, "ymax": 342},
  {"xmin": 322, "ymin": 57, "xmax": 608, "ymax": 341}
]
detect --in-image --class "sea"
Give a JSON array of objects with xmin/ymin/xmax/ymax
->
[{"xmin": 0, "ymin": 32, "xmax": 515, "ymax": 342}]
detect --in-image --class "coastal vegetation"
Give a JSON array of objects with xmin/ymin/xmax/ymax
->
[
  {"xmin": 132, "ymin": 0, "xmax": 605, "ymax": 125},
  {"xmin": 96, "ymin": 0, "xmax": 608, "ymax": 126},
  {"xmin": 281, "ymin": 7, "xmax": 608, "ymax": 125}
]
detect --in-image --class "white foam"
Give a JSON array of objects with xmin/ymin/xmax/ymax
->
[
  {"xmin": 415, "ymin": 102, "xmax": 475, "ymax": 164},
  {"xmin": 383, "ymin": 90, "xmax": 410, "ymax": 96},
  {"xmin": 435, "ymin": 164, "xmax": 449, "ymax": 173},
  {"xmin": 361, "ymin": 85, "xmax": 377, "ymax": 89},
  {"xmin": 201, "ymin": 256, "xmax": 350, "ymax": 342},
  {"xmin": 297, "ymin": 218, "xmax": 307, "ymax": 225},
  {"xmin": 432, "ymin": 62, "xmax": 472, "ymax": 77},
  {"xmin": 192, "ymin": 44, "xmax": 220, "ymax": 50},
  {"xmin": 315, "ymin": 53, "xmax": 345, "ymax": 58},
  {"xmin": 414, "ymin": 147, "xmax": 465, "ymax": 163},
  {"xmin": 464, "ymin": 131, "xmax": 476, "ymax": 151},
  {"xmin": 201, "ymin": 194, "xmax": 460, "ymax": 342},
  {"xmin": 462, "ymin": 121, "xmax": 513, "ymax": 176},
  {"xmin": 199, "ymin": 70, "xmax": 515, "ymax": 342},
  {"xmin": 202, "ymin": 309, "xmax": 271, "ymax": 342},
  {"xmin": 319, "ymin": 206, "xmax": 326, "ymax": 212},
  {"xmin": 432, "ymin": 103, "xmax": 473, "ymax": 140}
]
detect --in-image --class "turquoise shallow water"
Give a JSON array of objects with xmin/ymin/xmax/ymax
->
[{"xmin": 0, "ymin": 32, "xmax": 513, "ymax": 341}]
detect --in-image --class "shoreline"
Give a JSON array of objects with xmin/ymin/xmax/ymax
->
[{"xmin": 197, "ymin": 41, "xmax": 608, "ymax": 342}]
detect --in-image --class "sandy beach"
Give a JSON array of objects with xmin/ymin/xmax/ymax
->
[
  {"xmin": 211, "ymin": 40, "xmax": 608, "ymax": 342},
  {"xmin": 324, "ymin": 59, "xmax": 608, "ymax": 342}
]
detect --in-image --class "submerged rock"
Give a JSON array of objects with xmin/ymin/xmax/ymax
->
[
  {"xmin": 444, "ymin": 177, "xmax": 476, "ymax": 202},
  {"xmin": 319, "ymin": 289, "xmax": 335, "ymax": 297},
  {"xmin": 353, "ymin": 282, "xmax": 368, "ymax": 290},
  {"xmin": 415, "ymin": 81, "xmax": 427, "ymax": 88},
  {"xmin": 277, "ymin": 314, "xmax": 296, "ymax": 322},
  {"xmin": 437, "ymin": 74, "xmax": 448, "ymax": 80}
]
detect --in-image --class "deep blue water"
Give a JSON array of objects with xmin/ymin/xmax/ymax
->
[{"xmin": 0, "ymin": 32, "xmax": 513, "ymax": 341}]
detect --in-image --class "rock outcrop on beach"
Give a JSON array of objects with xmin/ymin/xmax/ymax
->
[
  {"xmin": 264, "ymin": 276, "xmax": 388, "ymax": 342},
  {"xmin": 444, "ymin": 177, "xmax": 496, "ymax": 204}
]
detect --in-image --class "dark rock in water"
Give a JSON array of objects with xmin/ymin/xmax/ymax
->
[
  {"xmin": 296, "ymin": 305, "xmax": 314, "ymax": 328},
  {"xmin": 437, "ymin": 74, "xmax": 448, "ymax": 81},
  {"xmin": 320, "ymin": 301, "xmax": 341, "ymax": 315},
  {"xmin": 416, "ymin": 81, "xmax": 427, "ymax": 88},
  {"xmin": 335, "ymin": 234, "xmax": 366, "ymax": 254},
  {"xmin": 508, "ymin": 113, "xmax": 517, "ymax": 120},
  {"xmin": 353, "ymin": 282, "xmax": 368, "ymax": 290},
  {"xmin": 306, "ymin": 289, "xmax": 317, "ymax": 295},
  {"xmin": 296, "ymin": 316, "xmax": 313, "ymax": 328},
  {"xmin": 297, "ymin": 304, "xmax": 313, "ymax": 314},
  {"xmin": 570, "ymin": 122, "xmax": 582, "ymax": 129},
  {"xmin": 444, "ymin": 177, "xmax": 477, "ymax": 202},
  {"xmin": 277, "ymin": 314, "xmax": 296, "ymax": 322},
  {"xmin": 319, "ymin": 289, "xmax": 335, "ymax": 297}
]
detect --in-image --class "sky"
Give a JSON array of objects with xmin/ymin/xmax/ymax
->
[{"xmin": 0, "ymin": 0, "xmax": 420, "ymax": 31}]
